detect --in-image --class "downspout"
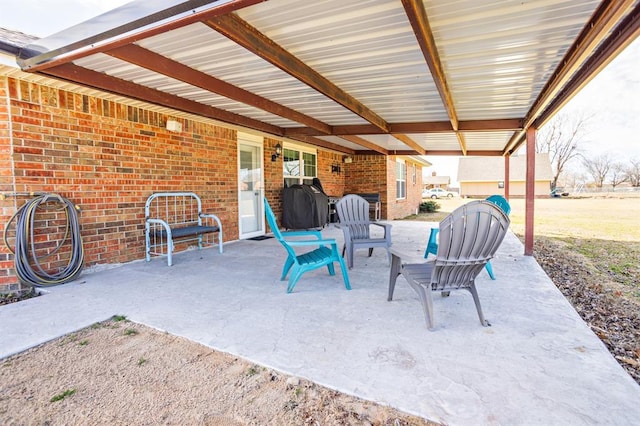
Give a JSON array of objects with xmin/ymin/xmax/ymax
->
[{"xmin": 524, "ymin": 127, "xmax": 536, "ymax": 256}]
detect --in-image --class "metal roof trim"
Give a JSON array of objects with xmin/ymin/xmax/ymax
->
[{"xmin": 17, "ymin": 0, "xmax": 262, "ymax": 70}]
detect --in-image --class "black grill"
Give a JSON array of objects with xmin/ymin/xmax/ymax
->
[{"xmin": 282, "ymin": 184, "xmax": 328, "ymax": 229}]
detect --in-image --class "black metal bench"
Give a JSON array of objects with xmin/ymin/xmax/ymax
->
[{"xmin": 145, "ymin": 192, "xmax": 223, "ymax": 266}]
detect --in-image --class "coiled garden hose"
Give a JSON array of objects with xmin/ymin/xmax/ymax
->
[{"xmin": 3, "ymin": 193, "xmax": 84, "ymax": 287}]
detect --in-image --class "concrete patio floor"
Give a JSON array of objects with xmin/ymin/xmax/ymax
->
[{"xmin": 1, "ymin": 221, "xmax": 639, "ymax": 425}]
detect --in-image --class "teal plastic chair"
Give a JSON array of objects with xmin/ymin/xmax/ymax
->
[
  {"xmin": 264, "ymin": 198, "xmax": 351, "ymax": 293},
  {"xmin": 485, "ymin": 195, "xmax": 511, "ymax": 216},
  {"xmin": 424, "ymin": 195, "xmax": 511, "ymax": 280},
  {"xmin": 483, "ymin": 195, "xmax": 511, "ymax": 279}
]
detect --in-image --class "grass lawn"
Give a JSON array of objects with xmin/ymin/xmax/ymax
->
[{"xmin": 411, "ymin": 196, "xmax": 640, "ymax": 301}]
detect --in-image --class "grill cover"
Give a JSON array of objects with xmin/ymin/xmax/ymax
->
[{"xmin": 282, "ymin": 184, "xmax": 328, "ymax": 229}]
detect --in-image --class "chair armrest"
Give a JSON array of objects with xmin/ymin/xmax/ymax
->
[
  {"xmin": 286, "ymin": 238, "xmax": 337, "ymax": 247},
  {"xmin": 390, "ymin": 247, "xmax": 431, "ymax": 265},
  {"xmin": 370, "ymin": 222, "xmax": 392, "ymax": 234},
  {"xmin": 339, "ymin": 221, "xmax": 391, "ymax": 231},
  {"xmin": 281, "ymin": 230, "xmax": 322, "ymax": 240}
]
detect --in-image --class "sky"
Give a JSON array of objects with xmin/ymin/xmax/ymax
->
[{"xmin": 1, "ymin": 0, "xmax": 638, "ymax": 186}]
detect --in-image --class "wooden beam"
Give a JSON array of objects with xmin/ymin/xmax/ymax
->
[
  {"xmin": 19, "ymin": 0, "xmax": 265, "ymax": 72},
  {"xmin": 391, "ymin": 134, "xmax": 425, "ymax": 155},
  {"xmin": 290, "ymin": 136, "xmax": 356, "ymax": 155},
  {"xmin": 362, "ymin": 149, "xmax": 504, "ymax": 156},
  {"xmin": 340, "ymin": 136, "xmax": 389, "ymax": 155},
  {"xmin": 505, "ymin": 3, "xmax": 639, "ymax": 156},
  {"xmin": 524, "ymin": 127, "xmax": 536, "ymax": 256},
  {"xmin": 204, "ymin": 13, "xmax": 390, "ymax": 132},
  {"xmin": 389, "ymin": 121, "xmax": 454, "ymax": 133},
  {"xmin": 535, "ymin": 4, "xmax": 640, "ymax": 128},
  {"xmin": 285, "ymin": 118, "xmax": 520, "ymax": 137},
  {"xmin": 353, "ymin": 150, "xmax": 394, "ymax": 156},
  {"xmin": 456, "ymin": 132, "xmax": 467, "ymax": 156},
  {"xmin": 458, "ymin": 119, "xmax": 523, "ymax": 132},
  {"xmin": 402, "ymin": 0, "xmax": 468, "ymax": 153},
  {"xmin": 42, "ymin": 63, "xmax": 283, "ymax": 136},
  {"xmin": 106, "ymin": 44, "xmax": 332, "ymax": 134},
  {"xmin": 517, "ymin": 1, "xmax": 637, "ymax": 137},
  {"xmin": 424, "ymin": 150, "xmax": 503, "ymax": 156}
]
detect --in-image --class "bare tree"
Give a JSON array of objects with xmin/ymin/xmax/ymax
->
[
  {"xmin": 626, "ymin": 158, "xmax": 640, "ymax": 187},
  {"xmin": 609, "ymin": 162, "xmax": 629, "ymax": 190},
  {"xmin": 583, "ymin": 154, "xmax": 612, "ymax": 188},
  {"xmin": 536, "ymin": 112, "xmax": 591, "ymax": 190}
]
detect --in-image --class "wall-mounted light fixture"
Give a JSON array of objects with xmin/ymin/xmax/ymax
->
[
  {"xmin": 271, "ymin": 143, "xmax": 282, "ymax": 162},
  {"xmin": 331, "ymin": 163, "xmax": 341, "ymax": 174},
  {"xmin": 343, "ymin": 156, "xmax": 353, "ymax": 164}
]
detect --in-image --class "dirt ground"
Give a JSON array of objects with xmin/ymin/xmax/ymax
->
[{"xmin": 0, "ymin": 318, "xmax": 436, "ymax": 425}]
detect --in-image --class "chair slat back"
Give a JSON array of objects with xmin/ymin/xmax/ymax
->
[
  {"xmin": 434, "ymin": 200, "xmax": 510, "ymax": 291},
  {"xmin": 264, "ymin": 198, "xmax": 300, "ymax": 259},
  {"xmin": 336, "ymin": 195, "xmax": 369, "ymax": 223},
  {"xmin": 264, "ymin": 198, "xmax": 284, "ymax": 240},
  {"xmin": 336, "ymin": 195, "xmax": 371, "ymax": 238}
]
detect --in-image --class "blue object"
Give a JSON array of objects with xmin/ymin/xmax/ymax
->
[
  {"xmin": 485, "ymin": 195, "xmax": 511, "ymax": 215},
  {"xmin": 424, "ymin": 195, "xmax": 511, "ymax": 281},
  {"xmin": 264, "ymin": 198, "xmax": 351, "ymax": 293},
  {"xmin": 423, "ymin": 227, "xmax": 439, "ymax": 258},
  {"xmin": 483, "ymin": 195, "xmax": 511, "ymax": 279}
]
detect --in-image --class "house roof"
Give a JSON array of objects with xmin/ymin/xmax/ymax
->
[
  {"xmin": 423, "ymin": 175, "xmax": 450, "ymax": 186},
  {"xmin": 6, "ymin": 1, "xmax": 640, "ymax": 157},
  {"xmin": 457, "ymin": 153, "xmax": 554, "ymax": 182},
  {"xmin": 0, "ymin": 28, "xmax": 37, "ymax": 55}
]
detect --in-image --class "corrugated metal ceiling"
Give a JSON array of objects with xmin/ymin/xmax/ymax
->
[{"xmin": 14, "ymin": 0, "xmax": 640, "ymax": 157}]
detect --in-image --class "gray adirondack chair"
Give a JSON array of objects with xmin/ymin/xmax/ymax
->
[
  {"xmin": 388, "ymin": 200, "xmax": 510, "ymax": 330},
  {"xmin": 335, "ymin": 194, "xmax": 392, "ymax": 269},
  {"xmin": 424, "ymin": 194, "xmax": 511, "ymax": 280}
]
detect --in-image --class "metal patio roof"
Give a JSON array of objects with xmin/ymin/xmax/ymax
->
[{"xmin": 15, "ymin": 0, "xmax": 640, "ymax": 157}]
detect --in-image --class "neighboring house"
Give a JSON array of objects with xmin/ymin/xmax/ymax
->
[
  {"xmin": 457, "ymin": 154, "xmax": 553, "ymax": 198},
  {"xmin": 423, "ymin": 173, "xmax": 451, "ymax": 189},
  {"xmin": 0, "ymin": 28, "xmax": 427, "ymax": 289}
]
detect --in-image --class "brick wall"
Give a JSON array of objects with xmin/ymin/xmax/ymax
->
[
  {"xmin": 317, "ymin": 150, "xmax": 345, "ymax": 198},
  {"xmin": 0, "ymin": 77, "xmax": 241, "ymax": 288},
  {"xmin": 263, "ymin": 137, "xmax": 285, "ymax": 229},
  {"xmin": 0, "ymin": 76, "xmax": 14, "ymax": 288},
  {"xmin": 342, "ymin": 154, "xmax": 423, "ymax": 220},
  {"xmin": 0, "ymin": 75, "xmax": 422, "ymax": 290},
  {"xmin": 387, "ymin": 156, "xmax": 424, "ymax": 219},
  {"xmin": 343, "ymin": 154, "xmax": 387, "ymax": 217}
]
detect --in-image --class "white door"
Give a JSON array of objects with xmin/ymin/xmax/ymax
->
[{"xmin": 238, "ymin": 137, "xmax": 265, "ymax": 239}]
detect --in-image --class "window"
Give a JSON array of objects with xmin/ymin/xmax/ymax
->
[
  {"xmin": 396, "ymin": 161, "xmax": 406, "ymax": 199},
  {"xmin": 283, "ymin": 145, "xmax": 317, "ymax": 187}
]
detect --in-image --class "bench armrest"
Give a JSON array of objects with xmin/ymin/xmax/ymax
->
[
  {"xmin": 200, "ymin": 212, "xmax": 223, "ymax": 229},
  {"xmin": 146, "ymin": 218, "xmax": 172, "ymax": 233}
]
